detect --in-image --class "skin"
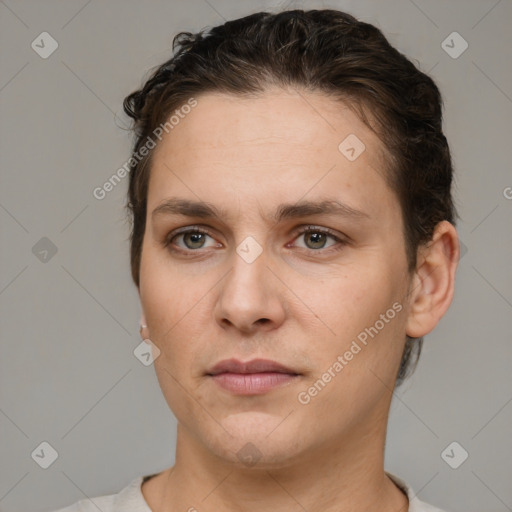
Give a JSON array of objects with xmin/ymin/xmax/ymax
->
[{"xmin": 137, "ymin": 88, "xmax": 459, "ymax": 512}]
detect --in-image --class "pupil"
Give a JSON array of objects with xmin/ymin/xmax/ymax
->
[
  {"xmin": 186, "ymin": 233, "xmax": 204, "ymax": 248},
  {"xmin": 307, "ymin": 232, "xmax": 325, "ymax": 249}
]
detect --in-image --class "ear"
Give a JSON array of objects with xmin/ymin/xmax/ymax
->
[{"xmin": 405, "ymin": 221, "xmax": 460, "ymax": 338}]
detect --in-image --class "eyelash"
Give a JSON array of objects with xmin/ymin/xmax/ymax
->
[{"xmin": 164, "ymin": 225, "xmax": 348, "ymax": 255}]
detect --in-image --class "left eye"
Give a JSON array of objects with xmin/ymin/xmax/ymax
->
[{"xmin": 293, "ymin": 228, "xmax": 340, "ymax": 250}]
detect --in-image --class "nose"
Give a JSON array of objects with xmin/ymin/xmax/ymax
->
[{"xmin": 215, "ymin": 247, "xmax": 286, "ymax": 334}]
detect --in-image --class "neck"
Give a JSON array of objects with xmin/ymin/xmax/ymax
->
[{"xmin": 147, "ymin": 408, "xmax": 408, "ymax": 512}]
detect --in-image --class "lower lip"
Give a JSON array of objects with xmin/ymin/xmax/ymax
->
[{"xmin": 210, "ymin": 372, "xmax": 298, "ymax": 395}]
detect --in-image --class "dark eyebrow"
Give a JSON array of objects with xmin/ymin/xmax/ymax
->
[
  {"xmin": 152, "ymin": 198, "xmax": 228, "ymax": 220},
  {"xmin": 151, "ymin": 198, "xmax": 370, "ymax": 223},
  {"xmin": 273, "ymin": 199, "xmax": 370, "ymax": 222}
]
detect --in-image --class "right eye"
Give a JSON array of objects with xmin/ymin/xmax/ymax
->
[{"xmin": 165, "ymin": 227, "xmax": 221, "ymax": 253}]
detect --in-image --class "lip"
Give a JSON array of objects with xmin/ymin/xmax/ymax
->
[
  {"xmin": 207, "ymin": 358, "xmax": 298, "ymax": 376},
  {"xmin": 206, "ymin": 358, "xmax": 300, "ymax": 395}
]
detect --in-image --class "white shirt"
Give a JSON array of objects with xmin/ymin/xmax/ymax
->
[{"xmin": 51, "ymin": 471, "xmax": 449, "ymax": 512}]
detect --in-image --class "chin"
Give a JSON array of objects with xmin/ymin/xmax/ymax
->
[
  {"xmin": 213, "ymin": 439, "xmax": 304, "ymax": 471},
  {"xmin": 202, "ymin": 413, "xmax": 309, "ymax": 469}
]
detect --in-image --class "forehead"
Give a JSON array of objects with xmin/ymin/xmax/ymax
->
[
  {"xmin": 148, "ymin": 88, "xmax": 398, "ymax": 222},
  {"xmin": 154, "ymin": 89, "xmax": 387, "ymax": 160}
]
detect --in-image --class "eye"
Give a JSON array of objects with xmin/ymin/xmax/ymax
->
[
  {"xmin": 291, "ymin": 226, "xmax": 345, "ymax": 252},
  {"xmin": 165, "ymin": 227, "xmax": 220, "ymax": 252}
]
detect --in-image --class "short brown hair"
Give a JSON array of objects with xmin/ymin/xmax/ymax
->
[{"xmin": 122, "ymin": 9, "xmax": 457, "ymax": 386}]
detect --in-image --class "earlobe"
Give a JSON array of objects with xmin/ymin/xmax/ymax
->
[
  {"xmin": 139, "ymin": 313, "xmax": 149, "ymax": 340},
  {"xmin": 405, "ymin": 221, "xmax": 459, "ymax": 339}
]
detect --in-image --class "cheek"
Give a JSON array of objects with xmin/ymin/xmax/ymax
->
[
  {"xmin": 139, "ymin": 247, "xmax": 217, "ymax": 369},
  {"xmin": 295, "ymin": 263, "xmax": 408, "ymax": 399},
  {"xmin": 292, "ymin": 265, "xmax": 396, "ymax": 342},
  {"xmin": 140, "ymin": 239, "xmax": 196, "ymax": 319},
  {"xmin": 139, "ymin": 252, "xmax": 189, "ymax": 353}
]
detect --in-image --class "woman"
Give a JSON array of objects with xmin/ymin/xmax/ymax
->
[{"xmin": 54, "ymin": 8, "xmax": 459, "ymax": 512}]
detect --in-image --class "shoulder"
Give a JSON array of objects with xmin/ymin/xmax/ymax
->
[
  {"xmin": 386, "ymin": 471, "xmax": 451, "ymax": 512},
  {"xmin": 49, "ymin": 475, "xmax": 152, "ymax": 512}
]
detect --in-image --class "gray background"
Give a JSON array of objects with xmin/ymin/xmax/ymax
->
[{"xmin": 0, "ymin": 1, "xmax": 511, "ymax": 511}]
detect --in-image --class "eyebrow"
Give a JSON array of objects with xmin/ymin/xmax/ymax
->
[{"xmin": 151, "ymin": 197, "xmax": 370, "ymax": 223}]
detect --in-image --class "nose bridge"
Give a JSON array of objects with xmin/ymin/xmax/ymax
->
[
  {"xmin": 225, "ymin": 240, "xmax": 269, "ymax": 306},
  {"xmin": 215, "ymin": 237, "xmax": 284, "ymax": 331}
]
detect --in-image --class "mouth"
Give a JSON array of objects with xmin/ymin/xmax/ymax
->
[{"xmin": 206, "ymin": 358, "xmax": 300, "ymax": 395}]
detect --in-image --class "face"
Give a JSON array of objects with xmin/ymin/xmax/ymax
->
[{"xmin": 139, "ymin": 88, "xmax": 413, "ymax": 468}]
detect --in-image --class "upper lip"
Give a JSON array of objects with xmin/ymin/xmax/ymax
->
[{"xmin": 206, "ymin": 358, "xmax": 298, "ymax": 376}]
